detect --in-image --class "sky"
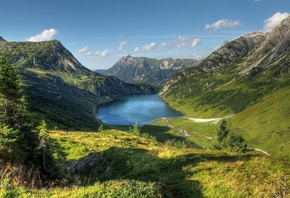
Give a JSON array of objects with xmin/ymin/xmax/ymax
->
[{"xmin": 1, "ymin": 0, "xmax": 290, "ymax": 70}]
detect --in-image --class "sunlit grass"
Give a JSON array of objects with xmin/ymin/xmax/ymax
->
[{"xmin": 2, "ymin": 129, "xmax": 290, "ymax": 197}]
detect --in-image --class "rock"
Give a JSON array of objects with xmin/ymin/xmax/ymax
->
[{"xmin": 67, "ymin": 152, "xmax": 104, "ymax": 174}]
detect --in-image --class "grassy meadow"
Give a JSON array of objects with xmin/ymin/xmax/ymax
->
[{"xmin": 1, "ymin": 129, "xmax": 290, "ymax": 197}]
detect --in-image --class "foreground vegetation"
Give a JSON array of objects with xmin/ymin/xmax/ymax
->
[{"xmin": 1, "ymin": 129, "xmax": 290, "ymax": 197}]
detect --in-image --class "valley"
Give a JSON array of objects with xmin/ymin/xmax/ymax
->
[{"xmin": 1, "ymin": 13, "xmax": 290, "ymax": 198}]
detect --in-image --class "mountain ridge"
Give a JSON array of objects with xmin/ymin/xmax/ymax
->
[{"xmin": 101, "ymin": 55, "xmax": 199, "ymax": 86}]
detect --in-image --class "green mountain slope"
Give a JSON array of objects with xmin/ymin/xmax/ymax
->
[
  {"xmin": 231, "ymin": 86, "xmax": 290, "ymax": 156},
  {"xmin": 160, "ymin": 16, "xmax": 290, "ymax": 157},
  {"xmin": 102, "ymin": 55, "xmax": 199, "ymax": 86},
  {"xmin": 0, "ymin": 39, "xmax": 155, "ymax": 129},
  {"xmin": 161, "ymin": 16, "xmax": 290, "ymax": 116}
]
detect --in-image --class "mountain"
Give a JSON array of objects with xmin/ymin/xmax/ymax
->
[
  {"xmin": 160, "ymin": 16, "xmax": 290, "ymax": 157},
  {"xmin": 102, "ymin": 55, "xmax": 199, "ymax": 86},
  {"xmin": 0, "ymin": 36, "xmax": 6, "ymax": 42},
  {"xmin": 161, "ymin": 16, "xmax": 290, "ymax": 115},
  {"xmin": 0, "ymin": 39, "xmax": 155, "ymax": 129},
  {"xmin": 0, "ymin": 39, "xmax": 89, "ymax": 73}
]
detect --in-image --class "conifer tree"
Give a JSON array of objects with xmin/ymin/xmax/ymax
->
[
  {"xmin": 37, "ymin": 120, "xmax": 50, "ymax": 171},
  {"xmin": 133, "ymin": 122, "xmax": 140, "ymax": 134},
  {"xmin": 0, "ymin": 57, "xmax": 36, "ymax": 163},
  {"xmin": 217, "ymin": 119, "xmax": 229, "ymax": 143}
]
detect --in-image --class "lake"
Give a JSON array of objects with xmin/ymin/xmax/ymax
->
[{"xmin": 97, "ymin": 94, "xmax": 182, "ymax": 126}]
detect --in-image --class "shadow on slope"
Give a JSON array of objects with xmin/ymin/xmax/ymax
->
[
  {"xmin": 72, "ymin": 147, "xmax": 253, "ymax": 198},
  {"xmin": 19, "ymin": 69, "xmax": 100, "ymax": 130}
]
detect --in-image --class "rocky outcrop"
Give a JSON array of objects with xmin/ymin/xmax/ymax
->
[{"xmin": 67, "ymin": 152, "xmax": 104, "ymax": 174}]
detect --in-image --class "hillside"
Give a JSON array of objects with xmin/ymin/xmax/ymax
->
[
  {"xmin": 0, "ymin": 39, "xmax": 156, "ymax": 129},
  {"xmin": 101, "ymin": 55, "xmax": 199, "ymax": 86},
  {"xmin": 2, "ymin": 129, "xmax": 290, "ymax": 197},
  {"xmin": 160, "ymin": 16, "xmax": 290, "ymax": 157}
]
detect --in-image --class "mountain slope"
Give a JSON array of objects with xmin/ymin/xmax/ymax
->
[
  {"xmin": 0, "ymin": 39, "xmax": 155, "ymax": 129},
  {"xmin": 160, "ymin": 16, "xmax": 290, "ymax": 117},
  {"xmin": 102, "ymin": 55, "xmax": 199, "ymax": 86},
  {"xmin": 160, "ymin": 16, "xmax": 290, "ymax": 157},
  {"xmin": 0, "ymin": 40, "xmax": 89, "ymax": 73}
]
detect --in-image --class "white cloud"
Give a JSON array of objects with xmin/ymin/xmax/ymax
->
[
  {"xmin": 205, "ymin": 19, "xmax": 242, "ymax": 32},
  {"xmin": 142, "ymin": 42, "xmax": 157, "ymax": 52},
  {"xmin": 161, "ymin": 42, "xmax": 175, "ymax": 50},
  {"xmin": 118, "ymin": 40, "xmax": 128, "ymax": 53},
  {"xmin": 176, "ymin": 36, "xmax": 200, "ymax": 48},
  {"xmin": 262, "ymin": 12, "xmax": 290, "ymax": 32},
  {"xmin": 192, "ymin": 53, "xmax": 201, "ymax": 59},
  {"xmin": 134, "ymin": 47, "xmax": 140, "ymax": 53},
  {"xmin": 134, "ymin": 42, "xmax": 157, "ymax": 53},
  {"xmin": 78, "ymin": 47, "xmax": 109, "ymax": 57},
  {"xmin": 95, "ymin": 50, "xmax": 109, "ymax": 57},
  {"xmin": 27, "ymin": 28, "xmax": 59, "ymax": 42},
  {"xmin": 78, "ymin": 47, "xmax": 92, "ymax": 56},
  {"xmin": 78, "ymin": 47, "xmax": 89, "ymax": 53},
  {"xmin": 191, "ymin": 38, "xmax": 200, "ymax": 47},
  {"xmin": 134, "ymin": 36, "xmax": 200, "ymax": 54}
]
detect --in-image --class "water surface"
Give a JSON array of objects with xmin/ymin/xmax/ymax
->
[{"xmin": 97, "ymin": 94, "xmax": 182, "ymax": 126}]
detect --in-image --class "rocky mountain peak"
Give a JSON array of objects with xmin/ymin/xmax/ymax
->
[
  {"xmin": 120, "ymin": 55, "xmax": 133, "ymax": 62},
  {"xmin": 160, "ymin": 58, "xmax": 174, "ymax": 69}
]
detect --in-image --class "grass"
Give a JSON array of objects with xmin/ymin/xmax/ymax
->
[
  {"xmin": 2, "ymin": 129, "xmax": 289, "ymax": 197},
  {"xmin": 19, "ymin": 69, "xmax": 100, "ymax": 130},
  {"xmin": 231, "ymin": 86, "xmax": 290, "ymax": 159}
]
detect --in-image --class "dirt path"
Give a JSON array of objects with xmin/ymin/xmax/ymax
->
[
  {"xmin": 162, "ymin": 117, "xmax": 271, "ymax": 156},
  {"xmin": 186, "ymin": 115, "xmax": 232, "ymax": 125}
]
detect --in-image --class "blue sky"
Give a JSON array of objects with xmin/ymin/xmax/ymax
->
[{"xmin": 1, "ymin": 0, "xmax": 290, "ymax": 70}]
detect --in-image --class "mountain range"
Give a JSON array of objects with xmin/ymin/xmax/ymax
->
[
  {"xmin": 0, "ymin": 39, "xmax": 155, "ymax": 129},
  {"xmin": 99, "ymin": 55, "xmax": 199, "ymax": 86}
]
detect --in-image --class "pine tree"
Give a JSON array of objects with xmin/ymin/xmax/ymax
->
[
  {"xmin": 0, "ymin": 57, "xmax": 21, "ymax": 101},
  {"xmin": 0, "ymin": 57, "xmax": 30, "ymax": 130},
  {"xmin": 133, "ymin": 122, "xmax": 140, "ymax": 134},
  {"xmin": 37, "ymin": 120, "xmax": 50, "ymax": 171},
  {"xmin": 0, "ymin": 57, "xmax": 36, "ymax": 163},
  {"xmin": 216, "ymin": 119, "xmax": 229, "ymax": 143},
  {"xmin": 98, "ymin": 124, "xmax": 104, "ymax": 131}
]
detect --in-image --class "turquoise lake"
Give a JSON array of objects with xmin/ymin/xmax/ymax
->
[{"xmin": 97, "ymin": 94, "xmax": 182, "ymax": 126}]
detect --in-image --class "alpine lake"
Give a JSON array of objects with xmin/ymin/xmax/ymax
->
[{"xmin": 97, "ymin": 94, "xmax": 183, "ymax": 126}]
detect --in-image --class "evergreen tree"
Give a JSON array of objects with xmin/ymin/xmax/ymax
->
[
  {"xmin": 98, "ymin": 124, "xmax": 104, "ymax": 131},
  {"xmin": 0, "ymin": 58, "xmax": 68, "ymax": 181},
  {"xmin": 37, "ymin": 120, "xmax": 68, "ymax": 179},
  {"xmin": 37, "ymin": 120, "xmax": 50, "ymax": 171},
  {"xmin": 0, "ymin": 57, "xmax": 30, "ymax": 130},
  {"xmin": 0, "ymin": 57, "xmax": 21, "ymax": 101},
  {"xmin": 0, "ymin": 57, "xmax": 36, "ymax": 163},
  {"xmin": 133, "ymin": 122, "xmax": 140, "ymax": 134},
  {"xmin": 217, "ymin": 119, "xmax": 229, "ymax": 143},
  {"xmin": 213, "ymin": 119, "xmax": 245, "ymax": 152}
]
